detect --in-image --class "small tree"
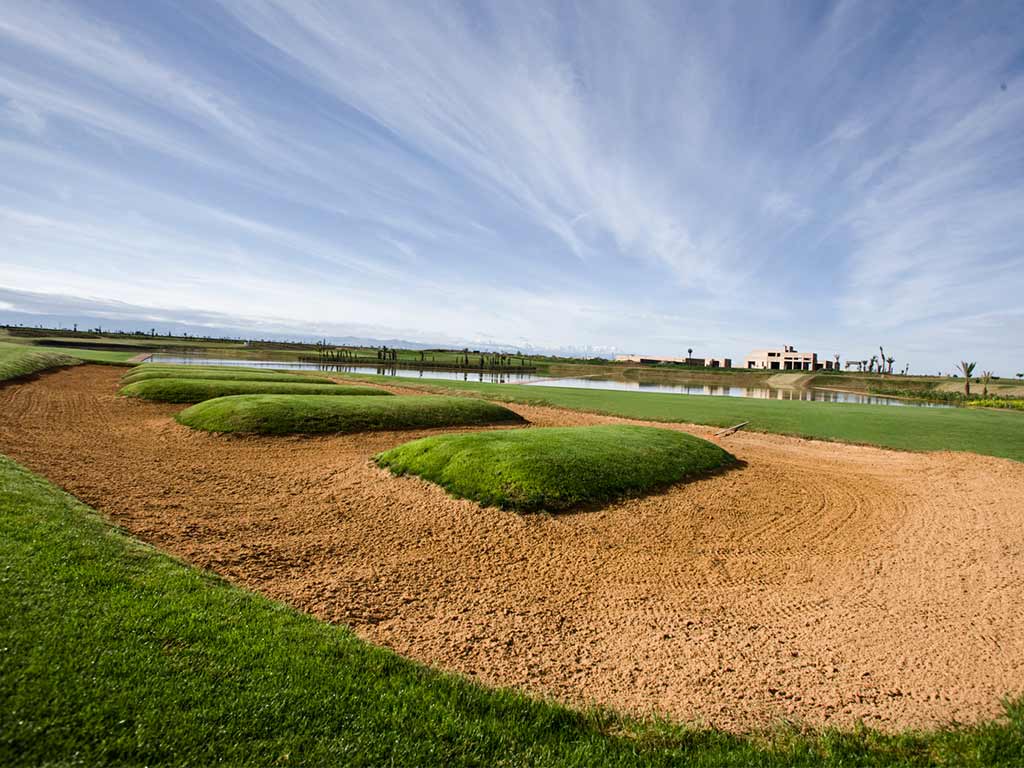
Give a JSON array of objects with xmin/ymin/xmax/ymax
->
[
  {"xmin": 879, "ymin": 346, "xmax": 886, "ymax": 376},
  {"xmin": 957, "ymin": 361, "xmax": 976, "ymax": 396},
  {"xmin": 886, "ymin": 356, "xmax": 895, "ymax": 374},
  {"xmin": 1017, "ymin": 372, "xmax": 1023, "ymax": 380},
  {"xmin": 981, "ymin": 370, "xmax": 992, "ymax": 397}
]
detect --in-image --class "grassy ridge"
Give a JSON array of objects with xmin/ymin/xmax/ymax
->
[
  {"xmin": 376, "ymin": 425, "xmax": 735, "ymax": 511},
  {"xmin": 339, "ymin": 375, "xmax": 1024, "ymax": 462},
  {"xmin": 3, "ymin": 455, "xmax": 1023, "ymax": 766},
  {"xmin": 0, "ymin": 342, "xmax": 81, "ymax": 383},
  {"xmin": 177, "ymin": 394, "xmax": 524, "ymax": 435},
  {"xmin": 122, "ymin": 368, "xmax": 335, "ymax": 385},
  {"xmin": 119, "ymin": 378, "xmax": 389, "ymax": 404}
]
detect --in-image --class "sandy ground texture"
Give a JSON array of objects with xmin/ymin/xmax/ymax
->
[{"xmin": 2, "ymin": 365, "xmax": 1023, "ymax": 733}]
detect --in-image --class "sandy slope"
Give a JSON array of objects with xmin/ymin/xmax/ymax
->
[{"xmin": 1, "ymin": 365, "xmax": 1022, "ymax": 732}]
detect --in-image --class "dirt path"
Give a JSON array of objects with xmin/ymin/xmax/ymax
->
[{"xmin": 2, "ymin": 365, "xmax": 1022, "ymax": 733}]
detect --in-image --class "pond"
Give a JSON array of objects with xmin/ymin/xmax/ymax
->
[
  {"xmin": 146, "ymin": 355, "xmax": 950, "ymax": 407},
  {"xmin": 525, "ymin": 376, "xmax": 951, "ymax": 407},
  {"xmin": 146, "ymin": 355, "xmax": 542, "ymax": 384}
]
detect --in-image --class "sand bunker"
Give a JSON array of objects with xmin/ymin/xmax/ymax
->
[{"xmin": 1, "ymin": 365, "xmax": 1022, "ymax": 733}]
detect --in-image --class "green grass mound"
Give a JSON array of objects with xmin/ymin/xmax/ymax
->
[
  {"xmin": 119, "ymin": 378, "xmax": 389, "ymax": 404},
  {"xmin": 375, "ymin": 424, "xmax": 735, "ymax": 512},
  {"xmin": 177, "ymin": 394, "xmax": 524, "ymax": 435},
  {"xmin": 122, "ymin": 368, "xmax": 334, "ymax": 385},
  {"xmin": 0, "ymin": 342, "xmax": 81, "ymax": 383}
]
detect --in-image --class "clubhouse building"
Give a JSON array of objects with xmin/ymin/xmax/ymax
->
[{"xmin": 743, "ymin": 345, "xmax": 837, "ymax": 371}]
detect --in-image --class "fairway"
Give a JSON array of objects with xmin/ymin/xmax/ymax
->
[
  {"xmin": 340, "ymin": 375, "xmax": 1024, "ymax": 462},
  {"xmin": 377, "ymin": 425, "xmax": 735, "ymax": 511}
]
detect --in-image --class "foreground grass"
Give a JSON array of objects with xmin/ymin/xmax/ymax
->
[
  {"xmin": 0, "ymin": 342, "xmax": 80, "ymax": 383},
  {"xmin": 340, "ymin": 376, "xmax": 1024, "ymax": 462},
  {"xmin": 377, "ymin": 425, "xmax": 734, "ymax": 512},
  {"xmin": 178, "ymin": 394, "xmax": 524, "ymax": 435},
  {"xmin": 2, "ymin": 455, "xmax": 1023, "ymax": 766},
  {"xmin": 122, "ymin": 368, "xmax": 335, "ymax": 385},
  {"xmin": 119, "ymin": 378, "xmax": 390, "ymax": 404}
]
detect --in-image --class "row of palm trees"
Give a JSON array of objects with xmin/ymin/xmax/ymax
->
[{"xmin": 847, "ymin": 346, "xmax": 897, "ymax": 374}]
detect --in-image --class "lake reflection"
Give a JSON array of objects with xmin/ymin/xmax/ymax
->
[{"xmin": 147, "ymin": 355, "xmax": 948, "ymax": 407}]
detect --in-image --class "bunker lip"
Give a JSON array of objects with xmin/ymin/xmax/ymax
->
[{"xmin": 2, "ymin": 364, "xmax": 1024, "ymax": 734}]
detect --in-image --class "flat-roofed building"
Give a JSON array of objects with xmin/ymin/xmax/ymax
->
[{"xmin": 743, "ymin": 345, "xmax": 837, "ymax": 371}]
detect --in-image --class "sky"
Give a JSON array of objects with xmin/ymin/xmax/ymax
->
[{"xmin": 1, "ymin": 1, "xmax": 1023, "ymax": 373}]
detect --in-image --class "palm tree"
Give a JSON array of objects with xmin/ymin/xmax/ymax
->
[
  {"xmin": 886, "ymin": 356, "xmax": 895, "ymax": 374},
  {"xmin": 981, "ymin": 370, "xmax": 992, "ymax": 397},
  {"xmin": 833, "ymin": 353, "xmax": 840, "ymax": 369},
  {"xmin": 879, "ymin": 346, "xmax": 886, "ymax": 375},
  {"xmin": 957, "ymin": 361, "xmax": 976, "ymax": 396},
  {"xmin": 869, "ymin": 355, "xmax": 878, "ymax": 373}
]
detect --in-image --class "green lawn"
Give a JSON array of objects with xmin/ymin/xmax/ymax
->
[
  {"xmin": 339, "ymin": 376, "xmax": 1024, "ymax": 462},
  {"xmin": 377, "ymin": 425, "xmax": 735, "ymax": 512},
  {"xmin": 177, "ymin": 394, "xmax": 524, "ymax": 435},
  {"xmin": 119, "ymin": 378, "xmax": 391, "ymax": 404},
  {"xmin": 0, "ymin": 342, "xmax": 81, "ymax": 382},
  {"xmin": 2, "ymin": 455, "xmax": 1022, "ymax": 766}
]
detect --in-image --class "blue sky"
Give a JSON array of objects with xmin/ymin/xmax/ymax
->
[{"xmin": 1, "ymin": 1, "xmax": 1022, "ymax": 372}]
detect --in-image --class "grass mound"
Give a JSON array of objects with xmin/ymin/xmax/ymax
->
[
  {"xmin": 122, "ymin": 368, "xmax": 334, "ymax": 385},
  {"xmin": 177, "ymin": 394, "xmax": 524, "ymax": 435},
  {"xmin": 0, "ymin": 342, "xmax": 81, "ymax": 383},
  {"xmin": 375, "ymin": 425, "xmax": 735, "ymax": 512},
  {"xmin": 119, "ymin": 378, "xmax": 389, "ymax": 404}
]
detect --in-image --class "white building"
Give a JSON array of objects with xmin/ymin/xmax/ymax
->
[{"xmin": 743, "ymin": 345, "xmax": 837, "ymax": 371}]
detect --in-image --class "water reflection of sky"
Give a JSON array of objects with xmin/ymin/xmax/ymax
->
[{"xmin": 148, "ymin": 355, "xmax": 949, "ymax": 407}]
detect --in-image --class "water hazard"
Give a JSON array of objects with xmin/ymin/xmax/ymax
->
[{"xmin": 147, "ymin": 355, "xmax": 950, "ymax": 407}]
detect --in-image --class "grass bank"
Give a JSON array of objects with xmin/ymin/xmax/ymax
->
[
  {"xmin": 3, "ymin": 455, "xmax": 1023, "ymax": 766},
  {"xmin": 119, "ymin": 378, "xmax": 389, "ymax": 404},
  {"xmin": 177, "ymin": 394, "xmax": 524, "ymax": 435},
  {"xmin": 339, "ymin": 376, "xmax": 1024, "ymax": 462},
  {"xmin": 376, "ymin": 425, "xmax": 735, "ymax": 512},
  {"xmin": 0, "ymin": 342, "xmax": 80, "ymax": 383}
]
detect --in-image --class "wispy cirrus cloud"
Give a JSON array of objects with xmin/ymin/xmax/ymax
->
[{"xmin": 0, "ymin": 1, "xmax": 1022, "ymax": 369}]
